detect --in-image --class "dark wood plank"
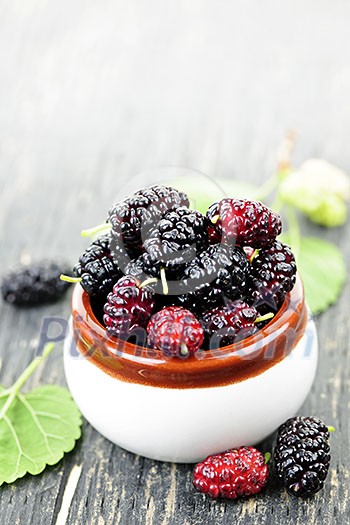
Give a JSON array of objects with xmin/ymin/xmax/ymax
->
[{"xmin": 0, "ymin": 2, "xmax": 349, "ymax": 524}]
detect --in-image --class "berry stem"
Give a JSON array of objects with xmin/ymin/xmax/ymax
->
[
  {"xmin": 81, "ymin": 222, "xmax": 111, "ymax": 238},
  {"xmin": 0, "ymin": 343, "xmax": 55, "ymax": 421},
  {"xmin": 160, "ymin": 268, "xmax": 169, "ymax": 295},
  {"xmin": 255, "ymin": 312, "xmax": 274, "ymax": 324},
  {"xmin": 249, "ymin": 249, "xmax": 259, "ymax": 264},
  {"xmin": 264, "ymin": 452, "xmax": 271, "ymax": 464},
  {"xmin": 328, "ymin": 426, "xmax": 335, "ymax": 433},
  {"xmin": 60, "ymin": 275, "xmax": 82, "ymax": 284},
  {"xmin": 211, "ymin": 214, "xmax": 220, "ymax": 224},
  {"xmin": 139, "ymin": 278, "xmax": 158, "ymax": 288},
  {"xmin": 180, "ymin": 343, "xmax": 189, "ymax": 357}
]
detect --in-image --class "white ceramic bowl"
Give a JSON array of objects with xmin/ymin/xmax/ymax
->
[{"xmin": 64, "ymin": 274, "xmax": 318, "ymax": 463}]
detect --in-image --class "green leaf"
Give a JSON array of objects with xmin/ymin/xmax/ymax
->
[
  {"xmin": 282, "ymin": 235, "xmax": 347, "ymax": 314},
  {"xmin": 165, "ymin": 177, "xmax": 257, "ymax": 214},
  {"xmin": 0, "ymin": 385, "xmax": 82, "ymax": 485},
  {"xmin": 0, "ymin": 344, "xmax": 82, "ymax": 485}
]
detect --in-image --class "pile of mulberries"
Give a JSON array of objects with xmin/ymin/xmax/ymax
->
[{"xmin": 67, "ymin": 184, "xmax": 296, "ymax": 356}]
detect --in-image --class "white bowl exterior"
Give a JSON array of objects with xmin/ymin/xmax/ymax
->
[{"xmin": 64, "ymin": 317, "xmax": 318, "ymax": 463}]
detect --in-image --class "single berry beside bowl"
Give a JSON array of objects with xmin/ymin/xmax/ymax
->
[
  {"xmin": 103, "ymin": 275, "xmax": 155, "ymax": 341},
  {"xmin": 247, "ymin": 240, "xmax": 297, "ymax": 312},
  {"xmin": 108, "ymin": 185, "xmax": 189, "ymax": 263},
  {"xmin": 1, "ymin": 261, "xmax": 72, "ymax": 306},
  {"xmin": 207, "ymin": 198, "xmax": 282, "ymax": 248},
  {"xmin": 177, "ymin": 244, "xmax": 249, "ymax": 313},
  {"xmin": 202, "ymin": 300, "xmax": 260, "ymax": 348},
  {"xmin": 143, "ymin": 206, "xmax": 210, "ymax": 277},
  {"xmin": 193, "ymin": 447, "xmax": 269, "ymax": 499},
  {"xmin": 273, "ymin": 416, "xmax": 332, "ymax": 497},
  {"xmin": 147, "ymin": 306, "xmax": 204, "ymax": 357},
  {"xmin": 73, "ymin": 235, "xmax": 122, "ymax": 296}
]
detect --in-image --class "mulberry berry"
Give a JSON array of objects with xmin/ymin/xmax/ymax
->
[
  {"xmin": 143, "ymin": 206, "xmax": 210, "ymax": 277},
  {"xmin": 108, "ymin": 185, "xmax": 189, "ymax": 264},
  {"xmin": 147, "ymin": 306, "xmax": 204, "ymax": 357},
  {"xmin": 103, "ymin": 276, "xmax": 155, "ymax": 340},
  {"xmin": 273, "ymin": 417, "xmax": 332, "ymax": 497},
  {"xmin": 1, "ymin": 261, "xmax": 71, "ymax": 306},
  {"xmin": 207, "ymin": 198, "xmax": 282, "ymax": 248},
  {"xmin": 177, "ymin": 244, "xmax": 249, "ymax": 313},
  {"xmin": 73, "ymin": 235, "xmax": 122, "ymax": 296},
  {"xmin": 193, "ymin": 447, "xmax": 269, "ymax": 499},
  {"xmin": 247, "ymin": 240, "xmax": 297, "ymax": 312},
  {"xmin": 202, "ymin": 300, "xmax": 259, "ymax": 348}
]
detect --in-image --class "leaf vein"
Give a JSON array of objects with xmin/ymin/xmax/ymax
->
[
  {"xmin": 17, "ymin": 394, "xmax": 55, "ymax": 460},
  {"xmin": 3, "ymin": 415, "xmax": 40, "ymax": 476},
  {"xmin": 27, "ymin": 393, "xmax": 69, "ymax": 403},
  {"xmin": 34, "ymin": 411, "xmax": 76, "ymax": 431},
  {"xmin": 45, "ymin": 433, "xmax": 66, "ymax": 442}
]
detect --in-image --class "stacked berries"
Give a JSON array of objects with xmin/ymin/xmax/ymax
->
[{"xmin": 66, "ymin": 184, "xmax": 297, "ymax": 355}]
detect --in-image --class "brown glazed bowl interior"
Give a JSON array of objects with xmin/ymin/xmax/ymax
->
[{"xmin": 71, "ymin": 273, "xmax": 307, "ymax": 389}]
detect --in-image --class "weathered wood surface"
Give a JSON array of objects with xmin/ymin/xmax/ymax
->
[{"xmin": 0, "ymin": 1, "xmax": 349, "ymax": 524}]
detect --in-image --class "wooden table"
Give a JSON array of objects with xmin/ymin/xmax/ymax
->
[{"xmin": 0, "ymin": 2, "xmax": 349, "ymax": 523}]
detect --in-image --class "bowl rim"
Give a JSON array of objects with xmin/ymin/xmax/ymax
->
[{"xmin": 70, "ymin": 273, "xmax": 308, "ymax": 388}]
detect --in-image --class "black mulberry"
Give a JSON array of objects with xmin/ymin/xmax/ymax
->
[
  {"xmin": 108, "ymin": 185, "xmax": 189, "ymax": 265},
  {"xmin": 1, "ymin": 261, "xmax": 71, "ymax": 306},
  {"xmin": 73, "ymin": 235, "xmax": 122, "ymax": 296},
  {"xmin": 273, "ymin": 416, "xmax": 332, "ymax": 497}
]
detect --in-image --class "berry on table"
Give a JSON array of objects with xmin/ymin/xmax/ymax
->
[
  {"xmin": 108, "ymin": 185, "xmax": 189, "ymax": 263},
  {"xmin": 1, "ymin": 261, "xmax": 71, "ymax": 306},
  {"xmin": 147, "ymin": 306, "xmax": 204, "ymax": 357},
  {"xmin": 177, "ymin": 244, "xmax": 249, "ymax": 313},
  {"xmin": 201, "ymin": 300, "xmax": 261, "ymax": 348},
  {"xmin": 103, "ymin": 276, "xmax": 155, "ymax": 339},
  {"xmin": 247, "ymin": 240, "xmax": 297, "ymax": 312},
  {"xmin": 273, "ymin": 416, "xmax": 333, "ymax": 497},
  {"xmin": 143, "ymin": 206, "xmax": 210, "ymax": 277},
  {"xmin": 207, "ymin": 198, "xmax": 282, "ymax": 248},
  {"xmin": 193, "ymin": 447, "xmax": 269, "ymax": 499},
  {"xmin": 71, "ymin": 235, "xmax": 122, "ymax": 296}
]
